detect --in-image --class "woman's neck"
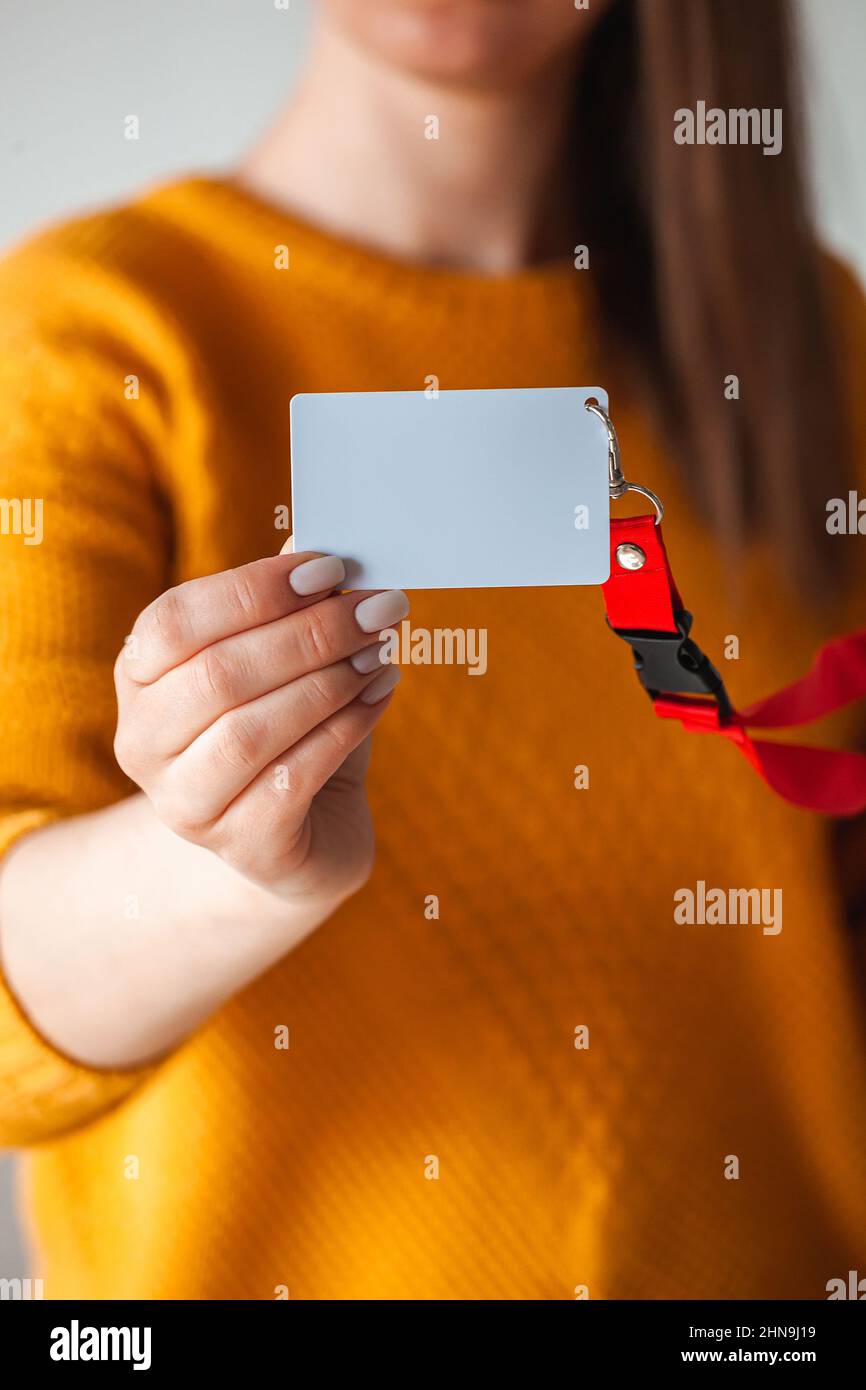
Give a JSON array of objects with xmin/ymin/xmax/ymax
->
[{"xmin": 238, "ymin": 19, "xmax": 579, "ymax": 273}]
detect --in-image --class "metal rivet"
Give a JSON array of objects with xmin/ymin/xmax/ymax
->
[{"xmin": 615, "ymin": 542, "xmax": 647, "ymax": 571}]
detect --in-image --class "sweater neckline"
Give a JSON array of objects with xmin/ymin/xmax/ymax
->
[{"xmin": 149, "ymin": 173, "xmax": 584, "ymax": 318}]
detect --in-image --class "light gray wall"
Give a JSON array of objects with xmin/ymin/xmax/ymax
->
[
  {"xmin": 798, "ymin": 0, "xmax": 866, "ymax": 279},
  {"xmin": 1, "ymin": 0, "xmax": 865, "ymax": 277},
  {"xmin": 0, "ymin": 1157, "xmax": 24, "ymax": 1281},
  {"xmin": 1, "ymin": 0, "xmax": 864, "ymax": 1285},
  {"xmin": 0, "ymin": 0, "xmax": 313, "ymax": 250}
]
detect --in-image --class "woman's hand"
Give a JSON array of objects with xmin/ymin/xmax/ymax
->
[
  {"xmin": 1, "ymin": 546, "xmax": 410, "ymax": 1068},
  {"xmin": 114, "ymin": 546, "xmax": 408, "ymax": 911},
  {"xmin": 0, "ymin": 544, "xmax": 411, "ymax": 1070}
]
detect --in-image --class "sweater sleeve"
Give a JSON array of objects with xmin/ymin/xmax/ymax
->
[{"xmin": 0, "ymin": 227, "xmax": 178, "ymax": 1145}]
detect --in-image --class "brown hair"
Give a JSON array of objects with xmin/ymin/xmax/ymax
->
[{"xmin": 572, "ymin": 0, "xmax": 848, "ymax": 597}]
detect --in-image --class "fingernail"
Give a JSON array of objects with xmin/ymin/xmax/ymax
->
[
  {"xmin": 279, "ymin": 534, "xmax": 294, "ymax": 556},
  {"xmin": 360, "ymin": 664, "xmax": 401, "ymax": 705},
  {"xmin": 350, "ymin": 642, "xmax": 387, "ymax": 674},
  {"xmin": 289, "ymin": 554, "xmax": 345, "ymax": 595},
  {"xmin": 354, "ymin": 590, "xmax": 409, "ymax": 634}
]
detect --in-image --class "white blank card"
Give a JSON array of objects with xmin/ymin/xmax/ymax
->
[{"xmin": 290, "ymin": 386, "xmax": 611, "ymax": 590}]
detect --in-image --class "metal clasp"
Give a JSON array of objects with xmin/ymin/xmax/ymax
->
[{"xmin": 586, "ymin": 400, "xmax": 665, "ymax": 525}]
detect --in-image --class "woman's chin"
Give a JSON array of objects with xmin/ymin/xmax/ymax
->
[{"xmin": 328, "ymin": 0, "xmax": 586, "ymax": 90}]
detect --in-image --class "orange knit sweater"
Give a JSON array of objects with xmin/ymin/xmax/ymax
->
[{"xmin": 1, "ymin": 176, "xmax": 866, "ymax": 1299}]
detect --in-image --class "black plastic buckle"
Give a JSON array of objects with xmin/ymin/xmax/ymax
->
[{"xmin": 608, "ymin": 610, "xmax": 733, "ymax": 721}]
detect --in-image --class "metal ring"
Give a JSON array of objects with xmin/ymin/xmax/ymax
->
[{"xmin": 623, "ymin": 481, "xmax": 665, "ymax": 526}]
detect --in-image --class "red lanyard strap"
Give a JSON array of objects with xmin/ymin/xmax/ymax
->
[{"xmin": 601, "ymin": 512, "xmax": 866, "ymax": 816}]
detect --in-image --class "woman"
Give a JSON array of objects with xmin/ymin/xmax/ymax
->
[{"xmin": 1, "ymin": 0, "xmax": 865, "ymax": 1299}]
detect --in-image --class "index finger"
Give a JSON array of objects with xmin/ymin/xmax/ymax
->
[{"xmin": 120, "ymin": 550, "xmax": 346, "ymax": 685}]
